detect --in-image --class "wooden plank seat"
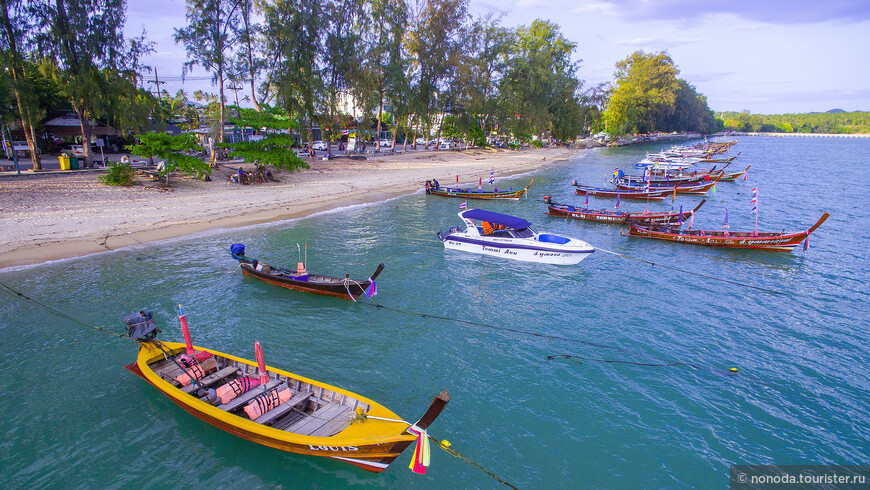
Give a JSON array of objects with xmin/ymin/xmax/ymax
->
[
  {"xmin": 284, "ymin": 402, "xmax": 353, "ymax": 436},
  {"xmin": 254, "ymin": 392, "xmax": 313, "ymax": 426},
  {"xmin": 218, "ymin": 379, "xmax": 282, "ymax": 413},
  {"xmin": 181, "ymin": 366, "xmax": 238, "ymax": 394}
]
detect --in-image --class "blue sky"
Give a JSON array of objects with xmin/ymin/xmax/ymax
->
[{"xmin": 126, "ymin": 0, "xmax": 870, "ymax": 114}]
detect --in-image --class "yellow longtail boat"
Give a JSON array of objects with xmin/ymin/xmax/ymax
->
[{"xmin": 124, "ymin": 310, "xmax": 449, "ymax": 473}]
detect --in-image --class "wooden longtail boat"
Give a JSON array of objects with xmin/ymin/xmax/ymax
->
[
  {"xmin": 623, "ymin": 213, "xmax": 830, "ymax": 251},
  {"xmin": 572, "ymin": 182, "xmax": 670, "ymax": 200},
  {"xmin": 123, "ymin": 311, "xmax": 449, "ymax": 473},
  {"xmin": 619, "ymin": 162, "xmax": 729, "ymax": 186},
  {"xmin": 699, "ymin": 152, "xmax": 740, "ymax": 164},
  {"xmin": 545, "ymin": 197, "xmax": 705, "ymax": 224},
  {"xmin": 618, "ymin": 170, "xmax": 719, "ymax": 186},
  {"xmin": 428, "ymin": 179, "xmax": 534, "ymax": 200},
  {"xmin": 231, "ymin": 244, "xmax": 384, "ymax": 300},
  {"xmin": 615, "ymin": 176, "xmax": 721, "ymax": 195},
  {"xmin": 717, "ymin": 165, "xmax": 751, "ymax": 181}
]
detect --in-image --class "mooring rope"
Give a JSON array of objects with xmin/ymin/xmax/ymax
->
[
  {"xmin": 360, "ymin": 298, "xmax": 629, "ymax": 352},
  {"xmin": 0, "ymin": 280, "xmax": 128, "ymax": 339},
  {"xmin": 425, "ymin": 433, "xmax": 519, "ymax": 489},
  {"xmin": 591, "ymin": 245, "xmax": 784, "ymax": 295},
  {"xmin": 363, "ymin": 415, "xmax": 518, "ymax": 488},
  {"xmin": 546, "ymin": 354, "xmax": 738, "ymax": 374},
  {"xmin": 359, "ymin": 298, "xmax": 737, "ymax": 373}
]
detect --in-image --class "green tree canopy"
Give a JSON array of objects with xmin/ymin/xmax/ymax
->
[
  {"xmin": 126, "ymin": 132, "xmax": 210, "ymax": 178},
  {"xmin": 221, "ymin": 106, "xmax": 308, "ymax": 172}
]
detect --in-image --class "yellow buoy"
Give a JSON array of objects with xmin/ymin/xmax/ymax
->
[
  {"xmin": 441, "ymin": 440, "xmax": 451, "ymax": 448},
  {"xmin": 730, "ymin": 368, "xmax": 738, "ymax": 372}
]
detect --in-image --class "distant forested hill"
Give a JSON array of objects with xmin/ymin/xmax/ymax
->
[{"xmin": 716, "ymin": 111, "xmax": 870, "ymax": 134}]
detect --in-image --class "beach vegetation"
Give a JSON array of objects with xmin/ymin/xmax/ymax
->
[
  {"xmin": 99, "ymin": 161, "xmax": 135, "ymax": 186},
  {"xmin": 175, "ymin": 0, "xmax": 241, "ymax": 155},
  {"xmin": 220, "ymin": 106, "xmax": 308, "ymax": 172},
  {"xmin": 126, "ymin": 132, "xmax": 211, "ymax": 179},
  {"xmin": 29, "ymin": 0, "xmax": 154, "ymax": 167},
  {"xmin": 0, "ymin": 0, "xmax": 50, "ymax": 169},
  {"xmin": 499, "ymin": 20, "xmax": 584, "ymax": 142},
  {"xmin": 263, "ymin": 0, "xmax": 326, "ymax": 148},
  {"xmin": 716, "ymin": 110, "xmax": 870, "ymax": 134},
  {"xmin": 603, "ymin": 50, "xmax": 716, "ymax": 136}
]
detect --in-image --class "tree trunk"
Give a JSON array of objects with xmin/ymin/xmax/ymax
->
[
  {"xmin": 16, "ymin": 95, "xmax": 41, "ymax": 169},
  {"xmin": 376, "ymin": 89, "xmax": 383, "ymax": 151},
  {"xmin": 1, "ymin": 1, "xmax": 41, "ymax": 170},
  {"xmin": 241, "ymin": 5, "xmax": 261, "ymax": 111},
  {"xmin": 218, "ymin": 67, "xmax": 226, "ymax": 157},
  {"xmin": 75, "ymin": 107, "xmax": 93, "ymax": 167}
]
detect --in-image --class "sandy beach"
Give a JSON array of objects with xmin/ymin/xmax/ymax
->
[{"xmin": 0, "ymin": 147, "xmax": 580, "ymax": 269}]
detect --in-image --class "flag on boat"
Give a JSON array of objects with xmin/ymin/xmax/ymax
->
[
  {"xmin": 478, "ymin": 177, "xmax": 482, "ymax": 191},
  {"xmin": 584, "ymin": 193, "xmax": 589, "ymax": 206},
  {"xmin": 687, "ymin": 211, "xmax": 695, "ymax": 229},
  {"xmin": 615, "ymin": 193, "xmax": 621, "ymax": 209},
  {"xmin": 803, "ymin": 237, "xmax": 810, "ymax": 251},
  {"xmin": 459, "ymin": 201, "xmax": 467, "ymax": 210},
  {"xmin": 365, "ymin": 280, "xmax": 377, "ymax": 298},
  {"xmin": 750, "ymin": 187, "xmax": 758, "ymax": 214},
  {"xmin": 456, "ymin": 175, "xmax": 459, "ymax": 184},
  {"xmin": 489, "ymin": 169, "xmax": 494, "ymax": 185},
  {"xmin": 723, "ymin": 208, "xmax": 730, "ymax": 229}
]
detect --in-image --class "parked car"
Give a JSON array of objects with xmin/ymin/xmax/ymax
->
[
  {"xmin": 415, "ymin": 137, "xmax": 427, "ymax": 145},
  {"xmin": 312, "ymin": 140, "xmax": 328, "ymax": 151},
  {"xmin": 378, "ymin": 139, "xmax": 392, "ymax": 149},
  {"xmin": 439, "ymin": 141, "xmax": 457, "ymax": 149},
  {"xmin": 63, "ymin": 145, "xmax": 85, "ymax": 157},
  {"xmin": 182, "ymin": 149, "xmax": 205, "ymax": 158}
]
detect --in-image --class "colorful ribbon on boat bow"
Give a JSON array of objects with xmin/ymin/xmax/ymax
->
[{"xmin": 407, "ymin": 426, "xmax": 431, "ymax": 474}]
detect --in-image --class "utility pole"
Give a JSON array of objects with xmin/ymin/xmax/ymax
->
[
  {"xmin": 227, "ymin": 82, "xmax": 243, "ymax": 108},
  {"xmin": 148, "ymin": 68, "xmax": 167, "ymax": 100}
]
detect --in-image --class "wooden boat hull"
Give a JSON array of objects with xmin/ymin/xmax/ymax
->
[
  {"xmin": 429, "ymin": 179, "xmax": 533, "ymax": 200},
  {"xmin": 126, "ymin": 340, "xmax": 448, "ymax": 472},
  {"xmin": 238, "ymin": 261, "xmax": 384, "ymax": 300},
  {"xmin": 547, "ymin": 199, "xmax": 705, "ymax": 224},
  {"xmin": 573, "ymin": 185, "xmax": 669, "ymax": 200},
  {"xmin": 615, "ymin": 178, "xmax": 719, "ymax": 195},
  {"xmin": 717, "ymin": 165, "xmax": 751, "ymax": 181},
  {"xmin": 624, "ymin": 213, "xmax": 830, "ymax": 251}
]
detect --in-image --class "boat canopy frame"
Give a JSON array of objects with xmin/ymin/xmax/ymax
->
[{"xmin": 460, "ymin": 209, "xmax": 532, "ymax": 230}]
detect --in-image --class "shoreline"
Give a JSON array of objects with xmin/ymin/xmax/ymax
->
[{"xmin": 0, "ymin": 148, "xmax": 581, "ymax": 270}]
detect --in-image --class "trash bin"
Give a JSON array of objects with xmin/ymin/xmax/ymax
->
[
  {"xmin": 58, "ymin": 155, "xmax": 71, "ymax": 170},
  {"xmin": 69, "ymin": 157, "xmax": 79, "ymax": 170}
]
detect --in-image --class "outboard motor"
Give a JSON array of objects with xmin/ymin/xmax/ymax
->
[
  {"xmin": 230, "ymin": 243, "xmax": 246, "ymax": 256},
  {"xmin": 124, "ymin": 310, "xmax": 160, "ymax": 342}
]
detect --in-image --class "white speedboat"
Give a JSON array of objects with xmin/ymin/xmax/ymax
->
[{"xmin": 436, "ymin": 209, "xmax": 595, "ymax": 265}]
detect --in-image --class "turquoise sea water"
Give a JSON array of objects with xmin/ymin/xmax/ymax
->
[{"xmin": 1, "ymin": 136, "xmax": 868, "ymax": 488}]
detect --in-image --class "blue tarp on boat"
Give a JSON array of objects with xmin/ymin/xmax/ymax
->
[{"xmin": 461, "ymin": 209, "xmax": 532, "ymax": 230}]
